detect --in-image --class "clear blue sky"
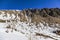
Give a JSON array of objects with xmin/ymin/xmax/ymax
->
[{"xmin": 0, "ymin": 0, "xmax": 60, "ymax": 10}]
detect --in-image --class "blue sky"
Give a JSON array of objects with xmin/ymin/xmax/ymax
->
[{"xmin": 0, "ymin": 0, "xmax": 60, "ymax": 10}]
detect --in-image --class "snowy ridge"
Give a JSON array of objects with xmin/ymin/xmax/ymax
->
[{"xmin": 0, "ymin": 10, "xmax": 60, "ymax": 40}]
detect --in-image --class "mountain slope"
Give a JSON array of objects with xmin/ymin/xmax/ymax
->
[{"xmin": 0, "ymin": 8, "xmax": 60, "ymax": 40}]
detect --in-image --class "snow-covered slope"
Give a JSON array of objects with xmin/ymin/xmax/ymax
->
[{"xmin": 0, "ymin": 10, "xmax": 60, "ymax": 40}]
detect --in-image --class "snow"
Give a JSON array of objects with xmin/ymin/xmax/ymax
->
[
  {"xmin": 0, "ymin": 23, "xmax": 28, "ymax": 40},
  {"xmin": 0, "ymin": 30, "xmax": 28, "ymax": 40}
]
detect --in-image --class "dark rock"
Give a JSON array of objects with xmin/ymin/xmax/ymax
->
[{"xmin": 53, "ymin": 30, "xmax": 60, "ymax": 35}]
